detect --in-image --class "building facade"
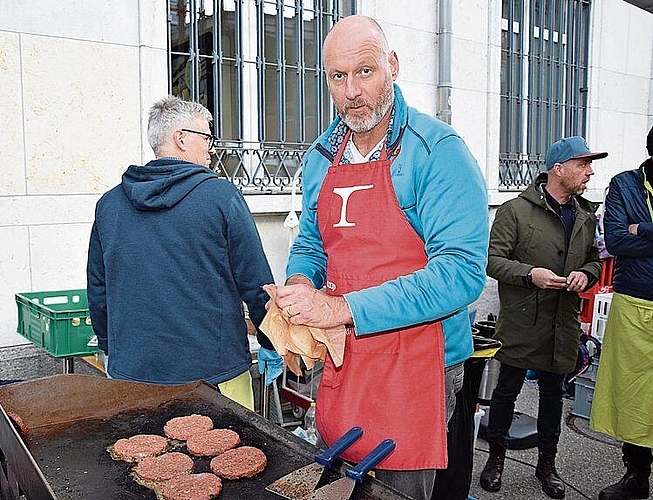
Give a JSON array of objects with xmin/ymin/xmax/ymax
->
[{"xmin": 0, "ymin": 0, "xmax": 652, "ymax": 347}]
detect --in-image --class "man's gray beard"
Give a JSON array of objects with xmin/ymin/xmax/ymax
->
[{"xmin": 341, "ymin": 83, "xmax": 394, "ymax": 134}]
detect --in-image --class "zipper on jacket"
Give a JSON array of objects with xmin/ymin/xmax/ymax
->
[
  {"xmin": 316, "ymin": 143, "xmax": 334, "ymax": 162},
  {"xmin": 532, "ymin": 289, "xmax": 540, "ymax": 326}
]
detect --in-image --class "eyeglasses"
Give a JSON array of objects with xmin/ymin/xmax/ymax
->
[{"xmin": 181, "ymin": 128, "xmax": 217, "ymax": 149}]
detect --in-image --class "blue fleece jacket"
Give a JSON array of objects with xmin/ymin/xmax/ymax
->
[
  {"xmin": 87, "ymin": 158, "xmax": 273, "ymax": 384},
  {"xmin": 287, "ymin": 85, "xmax": 489, "ymax": 367}
]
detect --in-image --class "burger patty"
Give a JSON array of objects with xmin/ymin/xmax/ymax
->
[
  {"xmin": 209, "ymin": 446, "xmax": 267, "ymax": 480},
  {"xmin": 186, "ymin": 429, "xmax": 240, "ymax": 457},
  {"xmin": 133, "ymin": 452, "xmax": 194, "ymax": 484},
  {"xmin": 161, "ymin": 472, "xmax": 222, "ymax": 500},
  {"xmin": 111, "ymin": 434, "xmax": 168, "ymax": 462},
  {"xmin": 164, "ymin": 414, "xmax": 214, "ymax": 441}
]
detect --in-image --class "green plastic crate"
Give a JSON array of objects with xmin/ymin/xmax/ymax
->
[{"xmin": 15, "ymin": 289, "xmax": 97, "ymax": 358}]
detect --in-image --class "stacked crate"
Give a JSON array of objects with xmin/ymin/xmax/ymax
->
[
  {"xmin": 591, "ymin": 293, "xmax": 613, "ymax": 343},
  {"xmin": 15, "ymin": 289, "xmax": 97, "ymax": 358},
  {"xmin": 572, "ymin": 358, "xmax": 600, "ymax": 419},
  {"xmin": 578, "ymin": 257, "xmax": 614, "ymax": 335}
]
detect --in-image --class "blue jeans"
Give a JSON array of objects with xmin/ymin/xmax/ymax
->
[{"xmin": 485, "ymin": 362, "xmax": 565, "ymax": 449}]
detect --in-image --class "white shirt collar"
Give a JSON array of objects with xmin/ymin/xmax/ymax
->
[{"xmin": 344, "ymin": 136, "xmax": 386, "ymax": 163}]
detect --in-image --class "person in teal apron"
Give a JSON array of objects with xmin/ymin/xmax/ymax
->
[{"xmin": 590, "ymin": 126, "xmax": 653, "ymax": 500}]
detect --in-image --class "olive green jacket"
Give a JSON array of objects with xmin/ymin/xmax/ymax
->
[{"xmin": 488, "ymin": 173, "xmax": 601, "ymax": 373}]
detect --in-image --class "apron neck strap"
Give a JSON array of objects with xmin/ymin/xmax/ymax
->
[{"xmin": 333, "ymin": 129, "xmax": 389, "ymax": 166}]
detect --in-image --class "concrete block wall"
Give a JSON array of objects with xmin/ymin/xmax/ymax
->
[{"xmin": 364, "ymin": 0, "xmax": 440, "ymax": 117}]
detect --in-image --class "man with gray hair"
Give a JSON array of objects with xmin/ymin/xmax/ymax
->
[{"xmin": 87, "ymin": 96, "xmax": 274, "ymax": 409}]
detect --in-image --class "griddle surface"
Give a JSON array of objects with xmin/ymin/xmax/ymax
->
[
  {"xmin": 5, "ymin": 376, "xmax": 408, "ymax": 499},
  {"xmin": 29, "ymin": 399, "xmax": 295, "ymax": 499}
]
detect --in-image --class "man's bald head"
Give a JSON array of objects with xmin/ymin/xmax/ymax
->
[
  {"xmin": 324, "ymin": 15, "xmax": 390, "ymax": 59},
  {"xmin": 321, "ymin": 15, "xmax": 397, "ymax": 138}
]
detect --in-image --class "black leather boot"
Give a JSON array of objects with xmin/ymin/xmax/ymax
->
[
  {"xmin": 535, "ymin": 447, "xmax": 565, "ymax": 499},
  {"xmin": 598, "ymin": 465, "xmax": 650, "ymax": 500},
  {"xmin": 480, "ymin": 441, "xmax": 507, "ymax": 492}
]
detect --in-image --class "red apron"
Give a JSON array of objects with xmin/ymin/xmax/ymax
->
[{"xmin": 315, "ymin": 131, "xmax": 448, "ymax": 470}]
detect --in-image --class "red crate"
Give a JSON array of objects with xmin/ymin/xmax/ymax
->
[{"xmin": 578, "ymin": 258, "xmax": 613, "ymax": 330}]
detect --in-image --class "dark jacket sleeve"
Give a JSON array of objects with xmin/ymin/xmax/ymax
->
[
  {"xmin": 637, "ymin": 222, "xmax": 653, "ymax": 241},
  {"xmin": 487, "ymin": 202, "xmax": 534, "ymax": 286},
  {"xmin": 86, "ymin": 221, "xmax": 108, "ymax": 353},
  {"xmin": 604, "ymin": 178, "xmax": 653, "ymax": 257},
  {"xmin": 225, "ymin": 191, "xmax": 276, "ymax": 350},
  {"xmin": 576, "ymin": 249, "xmax": 601, "ymax": 292}
]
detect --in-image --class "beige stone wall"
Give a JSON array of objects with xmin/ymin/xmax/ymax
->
[{"xmin": 0, "ymin": 1, "xmax": 168, "ymax": 345}]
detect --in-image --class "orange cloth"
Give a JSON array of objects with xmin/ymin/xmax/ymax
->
[{"xmin": 259, "ymin": 285, "xmax": 345, "ymax": 376}]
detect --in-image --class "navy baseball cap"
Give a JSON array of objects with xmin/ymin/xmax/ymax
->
[{"xmin": 544, "ymin": 136, "xmax": 608, "ymax": 170}]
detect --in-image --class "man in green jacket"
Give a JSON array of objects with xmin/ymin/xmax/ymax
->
[{"xmin": 479, "ymin": 136, "xmax": 606, "ymax": 499}]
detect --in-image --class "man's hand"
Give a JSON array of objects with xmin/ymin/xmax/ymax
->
[
  {"xmin": 530, "ymin": 267, "xmax": 568, "ymax": 289},
  {"xmin": 628, "ymin": 223, "xmax": 639, "ymax": 235},
  {"xmin": 564, "ymin": 271, "xmax": 589, "ymax": 292},
  {"xmin": 274, "ymin": 283, "xmax": 353, "ymax": 328},
  {"xmin": 285, "ymin": 274, "xmax": 315, "ymax": 286},
  {"xmin": 264, "ymin": 276, "xmax": 315, "ymax": 311}
]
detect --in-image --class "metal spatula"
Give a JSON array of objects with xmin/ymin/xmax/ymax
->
[
  {"xmin": 303, "ymin": 439, "xmax": 396, "ymax": 500},
  {"xmin": 266, "ymin": 426, "xmax": 363, "ymax": 499}
]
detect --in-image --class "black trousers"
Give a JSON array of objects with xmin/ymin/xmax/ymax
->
[
  {"xmin": 623, "ymin": 442, "xmax": 653, "ymax": 472},
  {"xmin": 431, "ymin": 357, "xmax": 487, "ymax": 500},
  {"xmin": 485, "ymin": 362, "xmax": 565, "ymax": 449}
]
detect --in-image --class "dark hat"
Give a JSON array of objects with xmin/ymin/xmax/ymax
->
[
  {"xmin": 544, "ymin": 136, "xmax": 608, "ymax": 170},
  {"xmin": 647, "ymin": 125, "xmax": 653, "ymax": 156}
]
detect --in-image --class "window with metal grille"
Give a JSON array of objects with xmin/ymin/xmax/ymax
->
[
  {"xmin": 499, "ymin": 0, "xmax": 591, "ymax": 190},
  {"xmin": 168, "ymin": 0, "xmax": 355, "ymax": 193}
]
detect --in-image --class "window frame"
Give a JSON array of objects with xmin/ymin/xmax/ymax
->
[
  {"xmin": 167, "ymin": 0, "xmax": 356, "ymax": 193},
  {"xmin": 499, "ymin": 0, "xmax": 591, "ymax": 191}
]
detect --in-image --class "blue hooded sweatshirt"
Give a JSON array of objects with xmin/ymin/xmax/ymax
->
[{"xmin": 87, "ymin": 158, "xmax": 274, "ymax": 384}]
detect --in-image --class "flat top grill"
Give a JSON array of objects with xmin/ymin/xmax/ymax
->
[{"xmin": 0, "ymin": 375, "xmax": 409, "ymax": 500}]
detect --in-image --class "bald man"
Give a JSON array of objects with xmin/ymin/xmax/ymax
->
[{"xmin": 270, "ymin": 16, "xmax": 489, "ymax": 500}]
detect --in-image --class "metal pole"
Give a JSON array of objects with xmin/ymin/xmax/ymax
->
[
  {"xmin": 436, "ymin": 0, "xmax": 452, "ymax": 124},
  {"xmin": 62, "ymin": 358, "xmax": 74, "ymax": 374},
  {"xmin": 260, "ymin": 367, "xmax": 270, "ymax": 419}
]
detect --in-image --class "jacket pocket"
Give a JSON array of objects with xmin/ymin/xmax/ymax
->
[{"xmin": 507, "ymin": 287, "xmax": 539, "ymax": 327}]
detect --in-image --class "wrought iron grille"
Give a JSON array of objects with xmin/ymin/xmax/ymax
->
[
  {"xmin": 212, "ymin": 141, "xmax": 307, "ymax": 193},
  {"xmin": 499, "ymin": 153, "xmax": 545, "ymax": 191},
  {"xmin": 499, "ymin": 0, "xmax": 591, "ymax": 190},
  {"xmin": 168, "ymin": 0, "xmax": 356, "ymax": 193}
]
